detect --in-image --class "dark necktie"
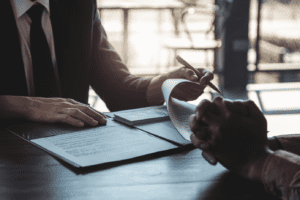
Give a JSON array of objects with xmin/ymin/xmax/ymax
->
[{"xmin": 28, "ymin": 4, "xmax": 59, "ymax": 97}]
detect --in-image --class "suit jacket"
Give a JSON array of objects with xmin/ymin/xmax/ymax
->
[{"xmin": 1, "ymin": 0, "xmax": 152, "ymax": 112}]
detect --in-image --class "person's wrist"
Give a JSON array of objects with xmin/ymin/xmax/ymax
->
[
  {"xmin": 146, "ymin": 75, "xmax": 167, "ymax": 106},
  {"xmin": 238, "ymin": 147, "xmax": 273, "ymax": 182},
  {"xmin": 22, "ymin": 97, "xmax": 41, "ymax": 120},
  {"xmin": 268, "ymin": 136, "xmax": 283, "ymax": 151},
  {"xmin": 0, "ymin": 96, "xmax": 30, "ymax": 119}
]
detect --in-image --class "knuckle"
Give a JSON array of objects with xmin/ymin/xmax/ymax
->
[
  {"xmin": 61, "ymin": 98, "xmax": 69, "ymax": 102},
  {"xmin": 195, "ymin": 99, "xmax": 211, "ymax": 112},
  {"xmin": 186, "ymin": 69, "xmax": 194, "ymax": 76},
  {"xmin": 212, "ymin": 96, "xmax": 223, "ymax": 103},
  {"xmin": 70, "ymin": 99, "xmax": 80, "ymax": 104},
  {"xmin": 198, "ymin": 99, "xmax": 210, "ymax": 106},
  {"xmin": 81, "ymin": 105, "xmax": 91, "ymax": 112},
  {"xmin": 60, "ymin": 114, "xmax": 70, "ymax": 122},
  {"xmin": 223, "ymin": 99, "xmax": 232, "ymax": 107},
  {"xmin": 65, "ymin": 98, "xmax": 73, "ymax": 103},
  {"xmin": 246, "ymin": 100, "xmax": 256, "ymax": 107},
  {"xmin": 179, "ymin": 66, "xmax": 186, "ymax": 71},
  {"xmin": 69, "ymin": 98, "xmax": 76, "ymax": 102},
  {"xmin": 70, "ymin": 108, "xmax": 80, "ymax": 115},
  {"xmin": 61, "ymin": 102, "xmax": 70, "ymax": 107}
]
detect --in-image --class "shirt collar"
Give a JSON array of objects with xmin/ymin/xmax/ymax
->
[{"xmin": 11, "ymin": 0, "xmax": 50, "ymax": 19}]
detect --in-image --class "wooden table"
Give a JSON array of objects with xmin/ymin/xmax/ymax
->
[
  {"xmin": 0, "ymin": 127, "xmax": 280, "ymax": 200},
  {"xmin": 97, "ymin": 0, "xmax": 185, "ymax": 65}
]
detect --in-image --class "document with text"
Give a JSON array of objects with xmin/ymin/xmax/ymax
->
[{"xmin": 7, "ymin": 121, "xmax": 177, "ymax": 168}]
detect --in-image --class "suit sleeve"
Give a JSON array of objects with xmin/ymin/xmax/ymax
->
[
  {"xmin": 262, "ymin": 150, "xmax": 300, "ymax": 199},
  {"xmin": 89, "ymin": 9, "xmax": 152, "ymax": 112},
  {"xmin": 275, "ymin": 134, "xmax": 300, "ymax": 156}
]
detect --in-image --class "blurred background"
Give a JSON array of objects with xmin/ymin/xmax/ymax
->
[{"xmin": 90, "ymin": 0, "xmax": 300, "ymax": 133}]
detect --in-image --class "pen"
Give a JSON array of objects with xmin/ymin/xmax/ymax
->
[{"xmin": 176, "ymin": 55, "xmax": 222, "ymax": 95}]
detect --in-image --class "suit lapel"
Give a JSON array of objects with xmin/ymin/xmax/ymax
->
[{"xmin": 0, "ymin": 0, "xmax": 28, "ymax": 95}]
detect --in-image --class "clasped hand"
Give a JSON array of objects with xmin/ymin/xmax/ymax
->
[{"xmin": 189, "ymin": 97, "xmax": 270, "ymax": 180}]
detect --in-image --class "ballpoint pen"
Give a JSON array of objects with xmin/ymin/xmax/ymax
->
[{"xmin": 176, "ymin": 55, "xmax": 222, "ymax": 95}]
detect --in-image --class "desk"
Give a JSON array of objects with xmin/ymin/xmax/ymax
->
[
  {"xmin": 0, "ymin": 128, "xmax": 280, "ymax": 200},
  {"xmin": 98, "ymin": 0, "xmax": 185, "ymax": 65}
]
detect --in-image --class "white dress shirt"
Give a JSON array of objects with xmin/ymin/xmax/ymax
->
[{"xmin": 10, "ymin": 0, "xmax": 61, "ymax": 96}]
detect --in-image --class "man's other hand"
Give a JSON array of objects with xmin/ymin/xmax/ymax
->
[
  {"xmin": 146, "ymin": 66, "xmax": 214, "ymax": 105},
  {"xmin": 167, "ymin": 67, "xmax": 214, "ymax": 101},
  {"xmin": 0, "ymin": 96, "xmax": 107, "ymax": 127},
  {"xmin": 27, "ymin": 97, "xmax": 107, "ymax": 127}
]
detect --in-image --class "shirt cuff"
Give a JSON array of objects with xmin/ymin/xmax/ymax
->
[{"xmin": 262, "ymin": 150, "xmax": 300, "ymax": 197}]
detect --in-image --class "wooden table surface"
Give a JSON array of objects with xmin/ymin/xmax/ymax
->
[{"xmin": 0, "ymin": 127, "xmax": 280, "ymax": 200}]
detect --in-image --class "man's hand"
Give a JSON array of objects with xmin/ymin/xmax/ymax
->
[
  {"xmin": 146, "ymin": 66, "xmax": 214, "ymax": 105},
  {"xmin": 189, "ymin": 97, "xmax": 272, "ymax": 181},
  {"xmin": 167, "ymin": 67, "xmax": 213, "ymax": 101},
  {"xmin": 0, "ymin": 96, "xmax": 107, "ymax": 127}
]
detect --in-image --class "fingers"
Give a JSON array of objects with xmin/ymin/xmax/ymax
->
[
  {"xmin": 38, "ymin": 99, "xmax": 107, "ymax": 127},
  {"xmin": 223, "ymin": 99, "xmax": 248, "ymax": 116},
  {"xmin": 194, "ymin": 99, "xmax": 221, "ymax": 127},
  {"xmin": 191, "ymin": 133, "xmax": 217, "ymax": 165},
  {"xmin": 60, "ymin": 107, "xmax": 105, "ymax": 126},
  {"xmin": 189, "ymin": 114, "xmax": 210, "ymax": 136},
  {"xmin": 79, "ymin": 104, "xmax": 107, "ymax": 121},
  {"xmin": 58, "ymin": 100, "xmax": 107, "ymax": 124},
  {"xmin": 171, "ymin": 82, "xmax": 205, "ymax": 101},
  {"xmin": 174, "ymin": 67, "xmax": 214, "ymax": 85},
  {"xmin": 195, "ymin": 99, "xmax": 219, "ymax": 121},
  {"xmin": 212, "ymin": 98, "xmax": 261, "ymax": 119},
  {"xmin": 65, "ymin": 99, "xmax": 107, "ymax": 119},
  {"xmin": 180, "ymin": 67, "xmax": 199, "ymax": 81},
  {"xmin": 63, "ymin": 99, "xmax": 107, "ymax": 119},
  {"xmin": 198, "ymin": 69, "xmax": 214, "ymax": 85},
  {"xmin": 54, "ymin": 114, "xmax": 85, "ymax": 127},
  {"xmin": 189, "ymin": 114, "xmax": 200, "ymax": 132},
  {"xmin": 191, "ymin": 132, "xmax": 218, "ymax": 165},
  {"xmin": 190, "ymin": 133, "xmax": 210, "ymax": 149},
  {"xmin": 195, "ymin": 99, "xmax": 210, "ymax": 120},
  {"xmin": 167, "ymin": 67, "xmax": 214, "ymax": 101},
  {"xmin": 172, "ymin": 89, "xmax": 194, "ymax": 101},
  {"xmin": 202, "ymin": 151, "xmax": 218, "ymax": 165},
  {"xmin": 176, "ymin": 90, "xmax": 202, "ymax": 101}
]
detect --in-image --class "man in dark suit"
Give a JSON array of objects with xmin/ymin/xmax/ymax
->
[{"xmin": 0, "ymin": 0, "xmax": 213, "ymax": 127}]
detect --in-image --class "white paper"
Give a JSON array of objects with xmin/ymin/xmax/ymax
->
[
  {"xmin": 32, "ymin": 125, "xmax": 177, "ymax": 167},
  {"xmin": 162, "ymin": 79, "xmax": 203, "ymax": 141}
]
